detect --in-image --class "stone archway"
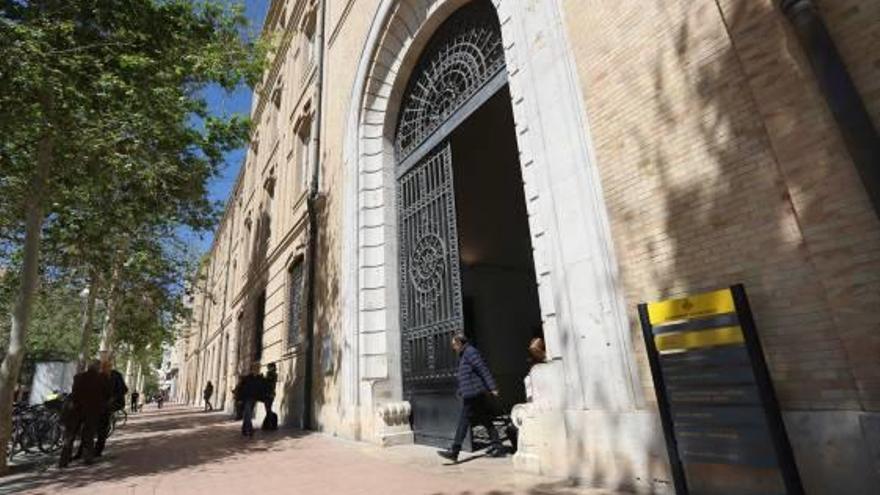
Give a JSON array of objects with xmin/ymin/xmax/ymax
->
[{"xmin": 341, "ymin": 0, "xmax": 644, "ymax": 466}]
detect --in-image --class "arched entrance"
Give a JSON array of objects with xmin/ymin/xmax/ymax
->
[{"xmin": 394, "ymin": 0, "xmax": 541, "ymax": 447}]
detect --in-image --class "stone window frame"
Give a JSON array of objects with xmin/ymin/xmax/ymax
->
[
  {"xmin": 292, "ymin": 100, "xmax": 315, "ymax": 198},
  {"xmin": 284, "ymin": 254, "xmax": 307, "ymax": 350}
]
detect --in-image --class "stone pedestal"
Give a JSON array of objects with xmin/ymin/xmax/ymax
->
[{"xmin": 376, "ymin": 401, "xmax": 414, "ymax": 447}]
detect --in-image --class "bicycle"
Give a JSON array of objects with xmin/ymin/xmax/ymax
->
[{"xmin": 7, "ymin": 403, "xmax": 44, "ymax": 460}]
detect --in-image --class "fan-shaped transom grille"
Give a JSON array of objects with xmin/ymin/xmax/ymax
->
[{"xmin": 394, "ymin": 2, "xmax": 505, "ymax": 160}]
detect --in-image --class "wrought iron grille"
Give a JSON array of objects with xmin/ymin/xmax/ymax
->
[
  {"xmin": 398, "ymin": 143, "xmax": 462, "ymax": 387},
  {"xmin": 394, "ymin": 1, "xmax": 505, "ymax": 159}
]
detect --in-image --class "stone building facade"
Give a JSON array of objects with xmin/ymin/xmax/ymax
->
[{"xmin": 175, "ymin": 1, "xmax": 880, "ymax": 493}]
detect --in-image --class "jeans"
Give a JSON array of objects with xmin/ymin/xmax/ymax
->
[
  {"xmin": 94, "ymin": 411, "xmax": 111, "ymax": 456},
  {"xmin": 451, "ymin": 395, "xmax": 500, "ymax": 453},
  {"xmin": 60, "ymin": 414, "xmax": 99, "ymax": 467},
  {"xmin": 204, "ymin": 398, "xmax": 213, "ymax": 411},
  {"xmin": 241, "ymin": 400, "xmax": 256, "ymax": 436}
]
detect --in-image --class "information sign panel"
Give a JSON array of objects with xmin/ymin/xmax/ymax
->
[{"xmin": 638, "ymin": 285, "xmax": 803, "ymax": 494}]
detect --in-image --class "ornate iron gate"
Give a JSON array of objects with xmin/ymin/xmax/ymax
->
[
  {"xmin": 395, "ymin": 1, "xmax": 506, "ymax": 446},
  {"xmin": 398, "ymin": 143, "xmax": 462, "ymax": 394}
]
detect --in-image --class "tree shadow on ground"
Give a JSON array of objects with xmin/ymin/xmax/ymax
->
[
  {"xmin": 116, "ymin": 408, "xmax": 231, "ymax": 435},
  {"xmin": 427, "ymin": 478, "xmax": 615, "ymax": 495},
  {"xmin": 0, "ymin": 408, "xmax": 311, "ymax": 494}
]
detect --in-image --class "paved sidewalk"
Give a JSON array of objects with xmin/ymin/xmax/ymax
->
[{"xmin": 0, "ymin": 405, "xmax": 615, "ymax": 495}]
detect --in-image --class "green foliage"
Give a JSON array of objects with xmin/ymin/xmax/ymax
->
[
  {"xmin": 0, "ymin": 271, "xmax": 97, "ymax": 362},
  {"xmin": 0, "ymin": 0, "xmax": 266, "ymax": 366},
  {"xmin": 113, "ymin": 234, "xmax": 197, "ymax": 351}
]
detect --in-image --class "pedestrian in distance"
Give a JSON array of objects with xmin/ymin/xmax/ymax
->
[
  {"xmin": 156, "ymin": 391, "xmax": 165, "ymax": 409},
  {"xmin": 130, "ymin": 390, "xmax": 140, "ymax": 413},
  {"xmin": 203, "ymin": 381, "xmax": 214, "ymax": 412},
  {"xmin": 238, "ymin": 363, "xmax": 263, "ymax": 437},
  {"xmin": 59, "ymin": 360, "xmax": 110, "ymax": 468},
  {"xmin": 437, "ymin": 333, "xmax": 504, "ymax": 463}
]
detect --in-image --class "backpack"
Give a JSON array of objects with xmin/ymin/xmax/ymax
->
[
  {"xmin": 261, "ymin": 411, "xmax": 278, "ymax": 431},
  {"xmin": 110, "ymin": 371, "xmax": 128, "ymax": 411}
]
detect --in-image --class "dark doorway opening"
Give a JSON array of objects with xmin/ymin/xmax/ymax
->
[
  {"xmin": 404, "ymin": 85, "xmax": 543, "ymax": 449},
  {"xmin": 394, "ymin": 0, "xmax": 541, "ymax": 449},
  {"xmin": 452, "ymin": 85, "xmax": 542, "ymax": 412}
]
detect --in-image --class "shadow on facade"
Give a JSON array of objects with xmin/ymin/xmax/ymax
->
[
  {"xmin": 542, "ymin": 0, "xmax": 869, "ymax": 492},
  {"xmin": 310, "ymin": 192, "xmax": 345, "ymax": 429},
  {"xmin": 237, "ymin": 207, "xmax": 273, "ymax": 378}
]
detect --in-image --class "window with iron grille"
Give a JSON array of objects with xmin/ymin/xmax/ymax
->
[{"xmin": 287, "ymin": 259, "xmax": 305, "ymax": 347}]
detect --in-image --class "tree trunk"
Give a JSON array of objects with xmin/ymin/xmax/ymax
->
[
  {"xmin": 76, "ymin": 276, "xmax": 99, "ymax": 372},
  {"xmin": 124, "ymin": 356, "xmax": 133, "ymax": 387},
  {"xmin": 135, "ymin": 364, "xmax": 143, "ymax": 394},
  {"xmin": 0, "ymin": 131, "xmax": 53, "ymax": 473},
  {"xmin": 98, "ymin": 261, "xmax": 122, "ymax": 362}
]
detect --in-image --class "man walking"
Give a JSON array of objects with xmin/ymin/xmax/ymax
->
[
  {"xmin": 203, "ymin": 381, "xmax": 214, "ymax": 412},
  {"xmin": 130, "ymin": 390, "xmax": 140, "ymax": 413},
  {"xmin": 437, "ymin": 333, "xmax": 504, "ymax": 463},
  {"xmin": 238, "ymin": 363, "xmax": 263, "ymax": 437},
  {"xmin": 59, "ymin": 360, "xmax": 110, "ymax": 468}
]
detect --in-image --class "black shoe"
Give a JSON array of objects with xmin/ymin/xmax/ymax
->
[
  {"xmin": 437, "ymin": 449, "xmax": 459, "ymax": 462},
  {"xmin": 486, "ymin": 446, "xmax": 506, "ymax": 457}
]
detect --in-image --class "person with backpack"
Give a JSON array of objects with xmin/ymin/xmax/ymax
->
[
  {"xmin": 261, "ymin": 363, "xmax": 278, "ymax": 431},
  {"xmin": 437, "ymin": 332, "xmax": 504, "ymax": 463},
  {"xmin": 59, "ymin": 360, "xmax": 111, "ymax": 467},
  {"xmin": 238, "ymin": 363, "xmax": 263, "ymax": 437},
  {"xmin": 203, "ymin": 381, "xmax": 214, "ymax": 412}
]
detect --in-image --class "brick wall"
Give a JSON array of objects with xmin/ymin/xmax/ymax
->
[{"xmin": 561, "ymin": 0, "xmax": 880, "ymax": 412}]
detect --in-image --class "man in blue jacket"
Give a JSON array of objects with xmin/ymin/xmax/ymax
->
[{"xmin": 437, "ymin": 333, "xmax": 503, "ymax": 462}]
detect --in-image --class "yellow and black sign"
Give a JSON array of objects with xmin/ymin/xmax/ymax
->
[{"xmin": 638, "ymin": 285, "xmax": 803, "ymax": 495}]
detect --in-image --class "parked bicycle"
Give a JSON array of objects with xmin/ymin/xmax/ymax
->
[{"xmin": 6, "ymin": 399, "xmax": 64, "ymax": 460}]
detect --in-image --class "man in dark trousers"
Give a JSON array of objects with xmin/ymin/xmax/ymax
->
[
  {"xmin": 437, "ymin": 333, "xmax": 504, "ymax": 462},
  {"xmin": 238, "ymin": 363, "xmax": 263, "ymax": 437},
  {"xmin": 203, "ymin": 381, "xmax": 214, "ymax": 412},
  {"xmin": 130, "ymin": 390, "xmax": 140, "ymax": 412},
  {"xmin": 59, "ymin": 360, "xmax": 110, "ymax": 467}
]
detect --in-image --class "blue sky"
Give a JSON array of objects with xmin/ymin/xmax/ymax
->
[{"xmin": 182, "ymin": 0, "xmax": 270, "ymax": 255}]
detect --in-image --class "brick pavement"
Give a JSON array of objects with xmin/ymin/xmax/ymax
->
[{"xmin": 0, "ymin": 405, "xmax": 616, "ymax": 495}]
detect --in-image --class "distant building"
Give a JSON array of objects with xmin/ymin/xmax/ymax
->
[{"xmin": 176, "ymin": 1, "xmax": 880, "ymax": 493}]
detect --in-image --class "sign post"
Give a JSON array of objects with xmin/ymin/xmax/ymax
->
[{"xmin": 638, "ymin": 285, "xmax": 803, "ymax": 494}]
